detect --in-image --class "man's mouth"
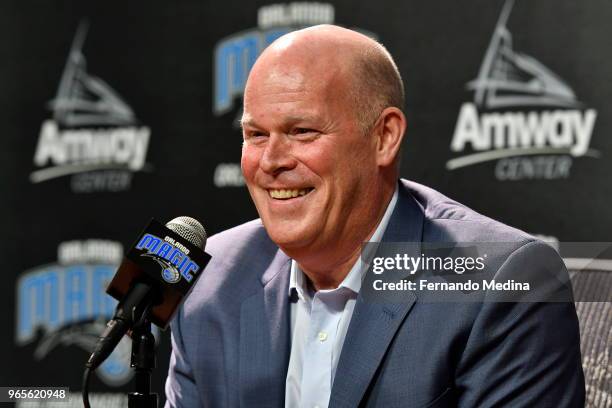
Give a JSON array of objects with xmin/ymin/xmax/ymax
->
[{"xmin": 268, "ymin": 188, "xmax": 314, "ymax": 200}]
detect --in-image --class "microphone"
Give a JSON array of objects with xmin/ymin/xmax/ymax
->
[{"xmin": 86, "ymin": 216, "xmax": 211, "ymax": 370}]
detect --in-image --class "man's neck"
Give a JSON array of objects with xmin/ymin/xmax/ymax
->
[{"xmin": 300, "ymin": 245, "xmax": 363, "ymax": 290}]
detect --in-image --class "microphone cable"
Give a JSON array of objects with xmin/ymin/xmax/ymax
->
[{"xmin": 82, "ymin": 367, "xmax": 92, "ymax": 408}]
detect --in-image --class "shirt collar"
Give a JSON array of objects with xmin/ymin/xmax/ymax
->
[{"xmin": 289, "ymin": 186, "xmax": 399, "ymax": 298}]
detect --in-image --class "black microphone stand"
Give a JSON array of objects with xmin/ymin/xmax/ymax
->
[{"xmin": 128, "ymin": 317, "xmax": 158, "ymax": 408}]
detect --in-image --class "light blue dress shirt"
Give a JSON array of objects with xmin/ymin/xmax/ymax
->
[{"xmin": 285, "ymin": 188, "xmax": 399, "ymax": 408}]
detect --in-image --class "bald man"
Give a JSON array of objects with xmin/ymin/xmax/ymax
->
[{"xmin": 165, "ymin": 25, "xmax": 584, "ymax": 407}]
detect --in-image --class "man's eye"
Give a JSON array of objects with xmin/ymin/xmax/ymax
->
[
  {"xmin": 245, "ymin": 131, "xmax": 268, "ymax": 140},
  {"xmin": 291, "ymin": 128, "xmax": 319, "ymax": 138},
  {"xmin": 294, "ymin": 128, "xmax": 313, "ymax": 134}
]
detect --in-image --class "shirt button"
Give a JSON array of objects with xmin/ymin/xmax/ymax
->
[{"xmin": 318, "ymin": 331, "xmax": 328, "ymax": 342}]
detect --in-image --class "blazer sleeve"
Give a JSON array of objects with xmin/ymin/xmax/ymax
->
[
  {"xmin": 164, "ymin": 307, "xmax": 202, "ymax": 408},
  {"xmin": 455, "ymin": 240, "xmax": 585, "ymax": 407}
]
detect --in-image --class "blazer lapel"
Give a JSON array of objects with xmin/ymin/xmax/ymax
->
[
  {"xmin": 239, "ymin": 249, "xmax": 292, "ymax": 407},
  {"xmin": 329, "ymin": 182, "xmax": 425, "ymax": 408}
]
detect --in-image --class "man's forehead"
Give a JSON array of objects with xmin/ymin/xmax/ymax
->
[
  {"xmin": 247, "ymin": 36, "xmax": 347, "ymax": 91},
  {"xmin": 244, "ymin": 66, "xmax": 338, "ymax": 114},
  {"xmin": 245, "ymin": 57, "xmax": 347, "ymax": 107},
  {"xmin": 247, "ymin": 56, "xmax": 330, "ymax": 93},
  {"xmin": 259, "ymin": 66, "xmax": 308, "ymax": 91}
]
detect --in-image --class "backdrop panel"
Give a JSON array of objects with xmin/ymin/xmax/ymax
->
[{"xmin": 1, "ymin": 0, "xmax": 610, "ymax": 405}]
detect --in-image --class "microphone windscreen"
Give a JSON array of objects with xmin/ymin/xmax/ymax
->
[{"xmin": 166, "ymin": 216, "xmax": 207, "ymax": 250}]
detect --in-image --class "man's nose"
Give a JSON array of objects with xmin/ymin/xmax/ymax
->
[{"xmin": 260, "ymin": 133, "xmax": 297, "ymax": 174}]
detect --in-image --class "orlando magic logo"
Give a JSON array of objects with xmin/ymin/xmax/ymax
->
[
  {"xmin": 141, "ymin": 253, "xmax": 181, "ymax": 284},
  {"xmin": 135, "ymin": 233, "xmax": 200, "ymax": 283},
  {"xmin": 161, "ymin": 264, "xmax": 181, "ymax": 284},
  {"xmin": 14, "ymin": 240, "xmax": 150, "ymax": 387}
]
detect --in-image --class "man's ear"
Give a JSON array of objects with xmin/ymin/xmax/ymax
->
[{"xmin": 374, "ymin": 107, "xmax": 407, "ymax": 167}]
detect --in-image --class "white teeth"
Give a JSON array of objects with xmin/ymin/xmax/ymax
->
[{"xmin": 269, "ymin": 188, "xmax": 312, "ymax": 199}]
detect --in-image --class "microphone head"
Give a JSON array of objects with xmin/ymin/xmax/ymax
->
[{"xmin": 165, "ymin": 216, "xmax": 207, "ymax": 250}]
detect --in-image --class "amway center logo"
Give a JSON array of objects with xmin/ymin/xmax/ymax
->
[
  {"xmin": 31, "ymin": 22, "xmax": 152, "ymax": 193},
  {"xmin": 15, "ymin": 239, "xmax": 140, "ymax": 386},
  {"xmin": 448, "ymin": 0, "xmax": 599, "ymax": 181}
]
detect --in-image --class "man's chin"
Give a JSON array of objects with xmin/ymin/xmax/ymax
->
[
  {"xmin": 263, "ymin": 226, "xmax": 312, "ymax": 251},
  {"xmin": 267, "ymin": 232, "xmax": 303, "ymax": 248}
]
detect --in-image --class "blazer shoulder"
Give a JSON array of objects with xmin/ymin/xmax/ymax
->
[
  {"xmin": 401, "ymin": 179, "xmax": 534, "ymax": 244},
  {"xmin": 205, "ymin": 218, "xmax": 273, "ymax": 258}
]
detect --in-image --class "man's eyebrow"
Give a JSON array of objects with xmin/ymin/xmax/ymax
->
[
  {"xmin": 240, "ymin": 116, "xmax": 287, "ymax": 129},
  {"xmin": 240, "ymin": 113, "xmax": 323, "ymax": 129},
  {"xmin": 285, "ymin": 115, "xmax": 320, "ymax": 124},
  {"xmin": 240, "ymin": 116, "xmax": 257, "ymax": 129}
]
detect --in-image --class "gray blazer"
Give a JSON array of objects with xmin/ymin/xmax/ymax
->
[{"xmin": 165, "ymin": 179, "xmax": 584, "ymax": 407}]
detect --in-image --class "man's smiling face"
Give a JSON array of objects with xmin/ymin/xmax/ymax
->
[{"xmin": 240, "ymin": 46, "xmax": 380, "ymax": 255}]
